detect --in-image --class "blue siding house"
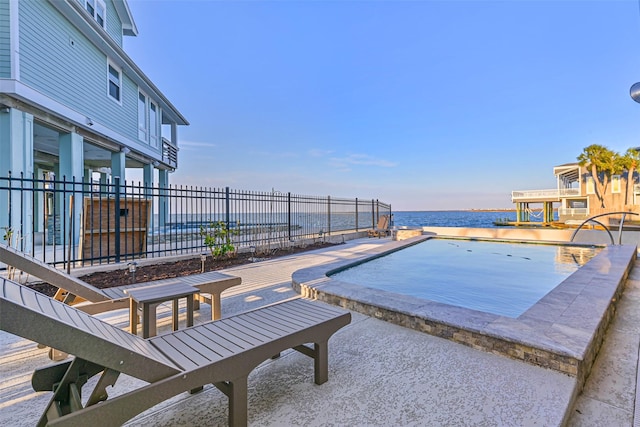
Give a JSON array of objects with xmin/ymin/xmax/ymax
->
[{"xmin": 0, "ymin": 0, "xmax": 188, "ymax": 247}]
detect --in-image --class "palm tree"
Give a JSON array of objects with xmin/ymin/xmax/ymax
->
[
  {"xmin": 577, "ymin": 144, "xmax": 617, "ymax": 208},
  {"xmin": 619, "ymin": 148, "xmax": 640, "ymax": 205}
]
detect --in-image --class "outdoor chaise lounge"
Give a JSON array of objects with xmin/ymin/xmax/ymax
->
[
  {"xmin": 0, "ymin": 277, "xmax": 351, "ymax": 426},
  {"xmin": 367, "ymin": 215, "xmax": 390, "ymax": 238},
  {"xmin": 0, "ymin": 242, "xmax": 240, "ymax": 319}
]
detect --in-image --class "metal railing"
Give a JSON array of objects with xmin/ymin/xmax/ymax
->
[
  {"xmin": 0, "ymin": 172, "xmax": 391, "ymax": 269},
  {"xmin": 511, "ymin": 188, "xmax": 581, "ymax": 201},
  {"xmin": 570, "ymin": 211, "xmax": 640, "ymax": 245},
  {"xmin": 558, "ymin": 207, "xmax": 589, "ymax": 217},
  {"xmin": 162, "ymin": 138, "xmax": 178, "ymax": 169}
]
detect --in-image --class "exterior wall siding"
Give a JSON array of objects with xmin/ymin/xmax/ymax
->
[
  {"xmin": 0, "ymin": 0, "xmax": 11, "ymax": 78},
  {"xmin": 105, "ymin": 0, "xmax": 123, "ymax": 46},
  {"xmin": 18, "ymin": 0, "xmax": 160, "ymax": 155}
]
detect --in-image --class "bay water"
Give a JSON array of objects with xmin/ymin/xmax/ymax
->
[{"xmin": 392, "ymin": 210, "xmax": 557, "ymax": 228}]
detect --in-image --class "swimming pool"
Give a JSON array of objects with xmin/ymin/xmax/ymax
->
[
  {"xmin": 291, "ymin": 234, "xmax": 636, "ymax": 388},
  {"xmin": 330, "ymin": 238, "xmax": 601, "ymax": 317}
]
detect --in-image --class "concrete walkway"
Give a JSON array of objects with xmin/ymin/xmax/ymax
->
[
  {"xmin": 567, "ymin": 260, "xmax": 640, "ymax": 426},
  {"xmin": 0, "ymin": 237, "xmax": 637, "ymax": 426}
]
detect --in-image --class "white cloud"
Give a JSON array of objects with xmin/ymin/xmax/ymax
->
[
  {"xmin": 308, "ymin": 148, "xmax": 334, "ymax": 157},
  {"xmin": 329, "ymin": 153, "xmax": 397, "ymax": 169},
  {"xmin": 247, "ymin": 150, "xmax": 298, "ymax": 159},
  {"xmin": 178, "ymin": 140, "xmax": 217, "ymax": 150}
]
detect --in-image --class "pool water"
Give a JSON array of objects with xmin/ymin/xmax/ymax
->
[{"xmin": 330, "ymin": 238, "xmax": 601, "ymax": 317}]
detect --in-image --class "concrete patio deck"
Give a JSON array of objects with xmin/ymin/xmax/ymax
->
[{"xmin": 0, "ymin": 237, "xmax": 638, "ymax": 426}]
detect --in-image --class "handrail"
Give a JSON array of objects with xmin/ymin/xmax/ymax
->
[
  {"xmin": 570, "ymin": 211, "xmax": 640, "ymax": 245},
  {"xmin": 511, "ymin": 188, "xmax": 581, "ymax": 200}
]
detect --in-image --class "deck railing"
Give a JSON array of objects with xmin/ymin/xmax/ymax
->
[
  {"xmin": 162, "ymin": 138, "xmax": 178, "ymax": 169},
  {"xmin": 511, "ymin": 188, "xmax": 581, "ymax": 201},
  {"xmin": 0, "ymin": 172, "xmax": 391, "ymax": 269},
  {"xmin": 558, "ymin": 207, "xmax": 589, "ymax": 217}
]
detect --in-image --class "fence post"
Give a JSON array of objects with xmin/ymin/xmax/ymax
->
[
  {"xmin": 18, "ymin": 172, "xmax": 24, "ymax": 251},
  {"xmin": 114, "ymin": 177, "xmax": 121, "ymax": 263},
  {"xmin": 355, "ymin": 197, "xmax": 359, "ymax": 232},
  {"xmin": 327, "ymin": 195, "xmax": 331, "ymax": 236},
  {"xmin": 287, "ymin": 192, "xmax": 292, "ymax": 241},
  {"xmin": 67, "ymin": 195, "xmax": 73, "ymax": 273},
  {"xmin": 225, "ymin": 186, "xmax": 230, "ymax": 230},
  {"xmin": 371, "ymin": 199, "xmax": 375, "ymax": 228},
  {"xmin": 5, "ymin": 172, "xmax": 13, "ymax": 247}
]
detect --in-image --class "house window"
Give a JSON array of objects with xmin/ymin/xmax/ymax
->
[
  {"xmin": 612, "ymin": 175, "xmax": 621, "ymax": 193},
  {"xmin": 84, "ymin": 0, "xmax": 106, "ymax": 28},
  {"xmin": 586, "ymin": 176, "xmax": 595, "ymax": 195},
  {"xmin": 138, "ymin": 89, "xmax": 160, "ymax": 146},
  {"xmin": 568, "ymin": 200, "xmax": 586, "ymax": 209},
  {"xmin": 85, "ymin": 0, "xmax": 94, "ymax": 16},
  {"xmin": 138, "ymin": 92, "xmax": 147, "ymax": 141},
  {"xmin": 149, "ymin": 102, "xmax": 158, "ymax": 146},
  {"xmin": 108, "ymin": 62, "xmax": 121, "ymax": 103},
  {"xmin": 95, "ymin": 0, "xmax": 105, "ymax": 27}
]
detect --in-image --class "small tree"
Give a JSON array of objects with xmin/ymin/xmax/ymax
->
[
  {"xmin": 577, "ymin": 144, "xmax": 617, "ymax": 208},
  {"xmin": 199, "ymin": 221, "xmax": 238, "ymax": 260},
  {"xmin": 620, "ymin": 148, "xmax": 640, "ymax": 205},
  {"xmin": 2, "ymin": 227, "xmax": 23, "ymax": 282}
]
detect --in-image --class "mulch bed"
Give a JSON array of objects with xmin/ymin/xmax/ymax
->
[{"xmin": 27, "ymin": 241, "xmax": 341, "ymax": 297}]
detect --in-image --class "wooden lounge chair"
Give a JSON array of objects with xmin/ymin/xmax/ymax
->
[
  {"xmin": 0, "ymin": 242, "xmax": 240, "ymax": 319},
  {"xmin": 367, "ymin": 215, "xmax": 390, "ymax": 238},
  {"xmin": 0, "ymin": 277, "xmax": 351, "ymax": 426}
]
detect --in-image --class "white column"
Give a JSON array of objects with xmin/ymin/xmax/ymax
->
[
  {"xmin": 159, "ymin": 169, "xmax": 169, "ymax": 227},
  {"xmin": 0, "ymin": 108, "xmax": 34, "ymax": 250},
  {"xmin": 111, "ymin": 151, "xmax": 126, "ymax": 184},
  {"xmin": 33, "ymin": 165, "xmax": 45, "ymax": 234},
  {"xmin": 59, "ymin": 132, "xmax": 84, "ymax": 247},
  {"xmin": 143, "ymin": 163, "xmax": 154, "ymax": 186}
]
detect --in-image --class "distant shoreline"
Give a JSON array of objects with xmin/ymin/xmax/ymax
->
[
  {"xmin": 394, "ymin": 208, "xmax": 552, "ymax": 213},
  {"xmin": 468, "ymin": 208, "xmax": 516, "ymax": 212},
  {"xmin": 469, "ymin": 208, "xmax": 555, "ymax": 212}
]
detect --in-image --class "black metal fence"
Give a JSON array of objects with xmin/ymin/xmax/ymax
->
[{"xmin": 0, "ymin": 173, "xmax": 391, "ymax": 268}]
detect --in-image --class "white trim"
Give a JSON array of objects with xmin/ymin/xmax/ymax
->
[
  {"xmin": 107, "ymin": 60, "xmax": 122, "ymax": 105},
  {"xmin": 3, "ymin": 80, "xmax": 163, "ymax": 160},
  {"xmin": 9, "ymin": 0, "xmax": 19, "ymax": 79},
  {"xmin": 82, "ymin": 0, "xmax": 106, "ymax": 29},
  {"xmin": 47, "ymin": 0, "xmax": 187, "ymax": 125},
  {"xmin": 149, "ymin": 100, "xmax": 159, "ymax": 147},
  {"xmin": 138, "ymin": 88, "xmax": 160, "ymax": 147},
  {"xmin": 138, "ymin": 90, "xmax": 148, "ymax": 142},
  {"xmin": 95, "ymin": 0, "xmax": 106, "ymax": 29}
]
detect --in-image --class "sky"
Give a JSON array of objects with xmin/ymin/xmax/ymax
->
[{"xmin": 124, "ymin": 0, "xmax": 640, "ymax": 211}]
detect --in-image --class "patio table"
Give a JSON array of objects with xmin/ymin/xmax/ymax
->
[{"xmin": 126, "ymin": 283, "xmax": 198, "ymax": 338}]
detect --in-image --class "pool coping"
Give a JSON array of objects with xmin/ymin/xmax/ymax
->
[{"xmin": 291, "ymin": 235, "xmax": 637, "ymax": 391}]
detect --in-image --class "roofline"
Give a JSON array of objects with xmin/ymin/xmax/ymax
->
[
  {"xmin": 113, "ymin": 0, "xmax": 138, "ymax": 37},
  {"xmin": 49, "ymin": 0, "xmax": 188, "ymax": 126}
]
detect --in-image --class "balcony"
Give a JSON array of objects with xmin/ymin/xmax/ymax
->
[
  {"xmin": 162, "ymin": 138, "xmax": 178, "ymax": 169},
  {"xmin": 511, "ymin": 188, "xmax": 581, "ymax": 201}
]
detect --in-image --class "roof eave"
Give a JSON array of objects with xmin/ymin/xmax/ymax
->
[
  {"xmin": 48, "ymin": 0, "xmax": 188, "ymax": 126},
  {"xmin": 113, "ymin": 0, "xmax": 138, "ymax": 36}
]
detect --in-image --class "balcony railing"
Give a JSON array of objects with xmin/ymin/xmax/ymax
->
[
  {"xmin": 162, "ymin": 138, "xmax": 178, "ymax": 169},
  {"xmin": 558, "ymin": 207, "xmax": 589, "ymax": 217},
  {"xmin": 511, "ymin": 188, "xmax": 581, "ymax": 201}
]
